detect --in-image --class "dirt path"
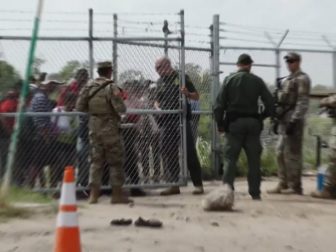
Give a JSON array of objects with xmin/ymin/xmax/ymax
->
[{"xmin": 0, "ymin": 177, "xmax": 335, "ymax": 252}]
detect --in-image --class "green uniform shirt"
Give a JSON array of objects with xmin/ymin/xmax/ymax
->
[{"xmin": 214, "ymin": 69, "xmax": 274, "ymax": 128}]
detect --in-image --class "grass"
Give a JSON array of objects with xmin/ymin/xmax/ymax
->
[
  {"xmin": 0, "ymin": 187, "xmax": 53, "ymax": 222},
  {"xmin": 0, "ymin": 200, "xmax": 31, "ymax": 222},
  {"xmin": 197, "ymin": 113, "xmax": 334, "ymax": 179},
  {"xmin": 6, "ymin": 187, "xmax": 52, "ymax": 204}
]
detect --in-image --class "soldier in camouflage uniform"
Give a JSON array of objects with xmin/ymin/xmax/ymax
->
[
  {"xmin": 311, "ymin": 95, "xmax": 336, "ymax": 199},
  {"xmin": 268, "ymin": 52, "xmax": 311, "ymax": 195},
  {"xmin": 76, "ymin": 61, "xmax": 132, "ymax": 204}
]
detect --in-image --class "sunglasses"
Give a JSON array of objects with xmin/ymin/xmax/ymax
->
[{"xmin": 285, "ymin": 59, "xmax": 297, "ymax": 64}]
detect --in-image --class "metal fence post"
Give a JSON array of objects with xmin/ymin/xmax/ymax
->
[
  {"xmin": 179, "ymin": 9, "xmax": 188, "ymax": 184},
  {"xmin": 211, "ymin": 14, "xmax": 221, "ymax": 177},
  {"xmin": 88, "ymin": 8, "xmax": 94, "ymax": 78},
  {"xmin": 113, "ymin": 14, "xmax": 118, "ymax": 83},
  {"xmin": 275, "ymin": 30, "xmax": 289, "ymax": 79},
  {"xmin": 333, "ymin": 51, "xmax": 336, "ymax": 88}
]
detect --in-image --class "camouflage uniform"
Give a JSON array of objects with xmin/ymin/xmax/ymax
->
[
  {"xmin": 76, "ymin": 77, "xmax": 126, "ymax": 188},
  {"xmin": 312, "ymin": 95, "xmax": 336, "ymax": 199},
  {"xmin": 275, "ymin": 70, "xmax": 311, "ymax": 193}
]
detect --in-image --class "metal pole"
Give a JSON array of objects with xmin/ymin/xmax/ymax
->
[
  {"xmin": 164, "ymin": 32, "xmax": 168, "ymax": 56},
  {"xmin": 179, "ymin": 9, "xmax": 187, "ymax": 185},
  {"xmin": 275, "ymin": 30, "xmax": 289, "ymax": 79},
  {"xmin": 88, "ymin": 8, "xmax": 94, "ymax": 78},
  {"xmin": 333, "ymin": 51, "xmax": 336, "ymax": 88},
  {"xmin": 316, "ymin": 136, "xmax": 321, "ymax": 168},
  {"xmin": 275, "ymin": 49, "xmax": 281, "ymax": 79},
  {"xmin": 322, "ymin": 35, "xmax": 336, "ymax": 87},
  {"xmin": 212, "ymin": 14, "xmax": 221, "ymax": 177},
  {"xmin": 113, "ymin": 14, "xmax": 118, "ymax": 83},
  {"xmin": 1, "ymin": 0, "xmax": 44, "ymax": 196}
]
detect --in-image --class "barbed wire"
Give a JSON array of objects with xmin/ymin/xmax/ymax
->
[
  {"xmin": 96, "ymin": 11, "xmax": 179, "ymax": 16},
  {"xmin": 221, "ymin": 22, "xmax": 285, "ymax": 33},
  {"xmin": 118, "ymin": 19, "xmax": 163, "ymax": 25}
]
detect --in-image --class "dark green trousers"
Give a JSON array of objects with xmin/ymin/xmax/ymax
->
[{"xmin": 223, "ymin": 118, "xmax": 262, "ymax": 197}]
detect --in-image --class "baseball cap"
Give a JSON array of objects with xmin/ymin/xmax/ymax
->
[
  {"xmin": 97, "ymin": 61, "xmax": 112, "ymax": 69},
  {"xmin": 41, "ymin": 73, "xmax": 65, "ymax": 85},
  {"xmin": 237, "ymin": 54, "xmax": 254, "ymax": 65},
  {"xmin": 284, "ymin": 52, "xmax": 301, "ymax": 61}
]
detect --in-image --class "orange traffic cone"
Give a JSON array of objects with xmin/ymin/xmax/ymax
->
[{"xmin": 54, "ymin": 166, "xmax": 81, "ymax": 252}]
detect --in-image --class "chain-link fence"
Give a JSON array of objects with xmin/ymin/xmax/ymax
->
[{"xmin": 0, "ymin": 9, "xmax": 215, "ymax": 191}]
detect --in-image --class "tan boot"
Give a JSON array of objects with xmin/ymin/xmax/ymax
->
[
  {"xmin": 192, "ymin": 186, "xmax": 204, "ymax": 195},
  {"xmin": 267, "ymin": 184, "xmax": 287, "ymax": 194},
  {"xmin": 311, "ymin": 190, "xmax": 333, "ymax": 199},
  {"xmin": 160, "ymin": 186, "xmax": 180, "ymax": 196},
  {"xmin": 111, "ymin": 186, "xmax": 133, "ymax": 204},
  {"xmin": 88, "ymin": 184, "xmax": 100, "ymax": 204}
]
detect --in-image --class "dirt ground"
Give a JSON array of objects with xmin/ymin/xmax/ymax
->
[{"xmin": 0, "ymin": 177, "xmax": 335, "ymax": 252}]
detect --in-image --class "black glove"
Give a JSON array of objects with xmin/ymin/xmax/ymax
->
[{"xmin": 286, "ymin": 121, "xmax": 297, "ymax": 135}]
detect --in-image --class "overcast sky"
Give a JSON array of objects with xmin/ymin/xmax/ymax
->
[{"xmin": 0, "ymin": 0, "xmax": 335, "ymax": 86}]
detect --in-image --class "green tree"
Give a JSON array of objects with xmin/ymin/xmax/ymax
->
[
  {"xmin": 118, "ymin": 69, "xmax": 145, "ymax": 85},
  {"xmin": 0, "ymin": 60, "xmax": 21, "ymax": 96},
  {"xmin": 32, "ymin": 57, "xmax": 46, "ymax": 76},
  {"xmin": 59, "ymin": 60, "xmax": 89, "ymax": 81}
]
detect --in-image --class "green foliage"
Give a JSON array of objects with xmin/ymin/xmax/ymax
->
[
  {"xmin": 0, "ymin": 187, "xmax": 52, "ymax": 222},
  {"xmin": 0, "ymin": 60, "xmax": 21, "ymax": 95},
  {"xmin": 59, "ymin": 60, "xmax": 89, "ymax": 81},
  {"xmin": 119, "ymin": 69, "xmax": 145, "ymax": 84},
  {"xmin": 185, "ymin": 63, "xmax": 211, "ymax": 106},
  {"xmin": 32, "ymin": 57, "xmax": 46, "ymax": 76},
  {"xmin": 7, "ymin": 187, "xmax": 52, "ymax": 204},
  {"xmin": 196, "ymin": 137, "xmax": 212, "ymax": 179}
]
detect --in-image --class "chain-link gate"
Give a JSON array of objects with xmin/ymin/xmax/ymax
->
[{"xmin": 0, "ymin": 9, "xmax": 214, "ymax": 192}]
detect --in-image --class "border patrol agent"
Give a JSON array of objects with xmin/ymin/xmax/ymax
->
[{"xmin": 214, "ymin": 54, "xmax": 274, "ymax": 200}]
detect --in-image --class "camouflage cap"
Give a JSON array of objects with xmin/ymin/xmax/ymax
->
[
  {"xmin": 284, "ymin": 52, "xmax": 301, "ymax": 61},
  {"xmin": 237, "ymin": 53, "xmax": 254, "ymax": 65},
  {"xmin": 97, "ymin": 61, "xmax": 112, "ymax": 69}
]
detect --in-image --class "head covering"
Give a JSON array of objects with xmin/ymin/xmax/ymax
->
[
  {"xmin": 97, "ymin": 61, "xmax": 112, "ymax": 69},
  {"xmin": 41, "ymin": 73, "xmax": 65, "ymax": 85},
  {"xmin": 237, "ymin": 54, "xmax": 254, "ymax": 65},
  {"xmin": 284, "ymin": 52, "xmax": 301, "ymax": 61}
]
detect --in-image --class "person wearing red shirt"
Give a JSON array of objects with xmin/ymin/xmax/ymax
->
[
  {"xmin": 57, "ymin": 68, "xmax": 89, "ymax": 106},
  {"xmin": 0, "ymin": 82, "xmax": 21, "ymax": 179}
]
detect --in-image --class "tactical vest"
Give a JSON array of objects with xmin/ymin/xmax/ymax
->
[{"xmin": 88, "ymin": 79, "xmax": 119, "ymax": 118}]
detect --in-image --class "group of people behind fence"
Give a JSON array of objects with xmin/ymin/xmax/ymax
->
[
  {"xmin": 0, "ymin": 57, "xmax": 204, "ymax": 201},
  {"xmin": 2, "ymin": 52, "xmax": 336, "ymax": 204}
]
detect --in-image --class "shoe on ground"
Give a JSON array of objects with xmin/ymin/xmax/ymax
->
[
  {"xmin": 160, "ymin": 186, "xmax": 180, "ymax": 196},
  {"xmin": 192, "ymin": 186, "xmax": 204, "ymax": 195},
  {"xmin": 110, "ymin": 218, "xmax": 133, "ymax": 226},
  {"xmin": 134, "ymin": 217, "xmax": 163, "ymax": 228}
]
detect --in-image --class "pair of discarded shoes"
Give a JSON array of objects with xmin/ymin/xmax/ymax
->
[{"xmin": 110, "ymin": 217, "xmax": 162, "ymax": 228}]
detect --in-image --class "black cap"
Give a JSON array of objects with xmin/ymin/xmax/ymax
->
[
  {"xmin": 237, "ymin": 54, "xmax": 254, "ymax": 65},
  {"xmin": 284, "ymin": 52, "xmax": 301, "ymax": 61}
]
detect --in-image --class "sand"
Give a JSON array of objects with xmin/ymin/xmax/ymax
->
[{"xmin": 0, "ymin": 177, "xmax": 335, "ymax": 252}]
